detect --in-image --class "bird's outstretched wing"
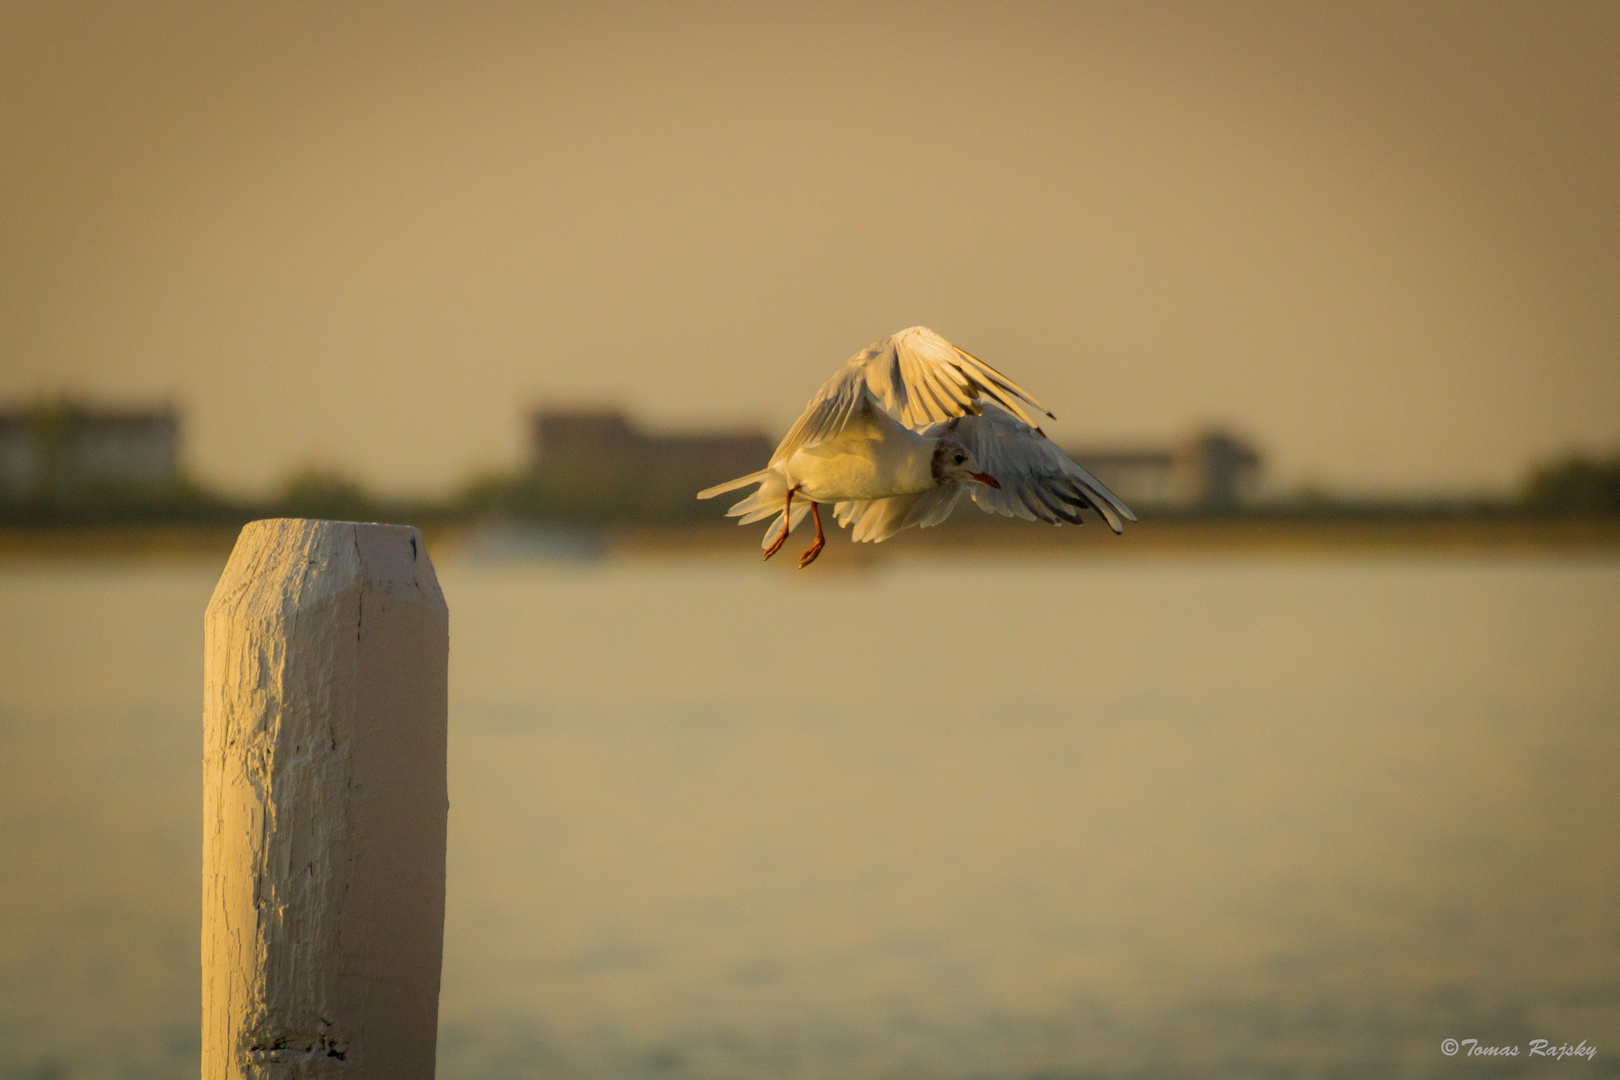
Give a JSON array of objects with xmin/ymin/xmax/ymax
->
[
  {"xmin": 942, "ymin": 403, "xmax": 1138, "ymax": 533},
  {"xmin": 832, "ymin": 486, "xmax": 965, "ymax": 543},
  {"xmin": 769, "ymin": 326, "xmax": 1053, "ymax": 466}
]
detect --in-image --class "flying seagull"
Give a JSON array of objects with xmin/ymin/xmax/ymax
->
[{"xmin": 699, "ymin": 326, "xmax": 1136, "ymax": 567}]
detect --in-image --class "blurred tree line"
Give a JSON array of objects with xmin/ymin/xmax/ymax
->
[
  {"xmin": 4, "ymin": 447, "xmax": 1619, "ymax": 527},
  {"xmin": 456, "ymin": 456, "xmax": 735, "ymax": 525},
  {"xmin": 0, "ymin": 457, "xmax": 735, "ymax": 527},
  {"xmin": 1522, "ymin": 450, "xmax": 1620, "ymax": 516}
]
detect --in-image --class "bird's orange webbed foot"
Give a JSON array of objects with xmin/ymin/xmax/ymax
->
[
  {"xmin": 797, "ymin": 501, "xmax": 826, "ymax": 569},
  {"xmin": 763, "ymin": 487, "xmax": 795, "ymax": 561},
  {"xmin": 762, "ymin": 530, "xmax": 788, "ymax": 562}
]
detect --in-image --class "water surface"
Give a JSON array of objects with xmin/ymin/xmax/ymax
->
[{"xmin": 1, "ymin": 555, "xmax": 1617, "ymax": 1078}]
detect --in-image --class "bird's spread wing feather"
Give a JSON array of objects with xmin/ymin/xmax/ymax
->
[
  {"xmin": 833, "ymin": 487, "xmax": 965, "ymax": 543},
  {"xmin": 770, "ymin": 326, "xmax": 1053, "ymax": 466},
  {"xmin": 768, "ymin": 362, "xmax": 869, "ymax": 467},
  {"xmin": 940, "ymin": 404, "xmax": 1138, "ymax": 533}
]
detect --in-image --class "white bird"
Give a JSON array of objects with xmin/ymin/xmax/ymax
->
[{"xmin": 698, "ymin": 326, "xmax": 1137, "ymax": 567}]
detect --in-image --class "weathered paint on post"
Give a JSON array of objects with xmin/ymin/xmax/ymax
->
[{"xmin": 203, "ymin": 519, "xmax": 448, "ymax": 1078}]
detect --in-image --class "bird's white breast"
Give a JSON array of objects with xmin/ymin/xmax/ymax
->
[{"xmin": 783, "ymin": 408, "xmax": 936, "ymax": 502}]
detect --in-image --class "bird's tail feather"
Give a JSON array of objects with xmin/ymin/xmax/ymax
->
[
  {"xmin": 697, "ymin": 469, "xmax": 772, "ymax": 500},
  {"xmin": 716, "ymin": 469, "xmax": 787, "ymax": 521},
  {"xmin": 698, "ymin": 466, "xmax": 813, "ymax": 549}
]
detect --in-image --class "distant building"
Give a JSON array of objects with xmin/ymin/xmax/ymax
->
[
  {"xmin": 529, "ymin": 407, "xmax": 773, "ymax": 484},
  {"xmin": 1068, "ymin": 427, "xmax": 1262, "ymax": 510},
  {"xmin": 1172, "ymin": 428, "xmax": 1262, "ymax": 508},
  {"xmin": 0, "ymin": 401, "xmax": 179, "ymax": 499}
]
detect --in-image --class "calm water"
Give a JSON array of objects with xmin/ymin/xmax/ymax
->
[{"xmin": 1, "ymin": 554, "xmax": 1618, "ymax": 1079}]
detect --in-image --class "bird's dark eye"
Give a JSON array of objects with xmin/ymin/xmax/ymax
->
[{"xmin": 954, "ymin": 455, "xmax": 965, "ymax": 464}]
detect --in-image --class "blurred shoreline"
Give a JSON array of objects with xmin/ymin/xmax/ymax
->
[{"xmin": 3, "ymin": 515, "xmax": 1618, "ymax": 565}]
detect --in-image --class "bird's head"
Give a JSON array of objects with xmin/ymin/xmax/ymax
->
[{"xmin": 931, "ymin": 438, "xmax": 1000, "ymax": 489}]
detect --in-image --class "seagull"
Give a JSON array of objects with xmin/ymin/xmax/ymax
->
[{"xmin": 698, "ymin": 326, "xmax": 1136, "ymax": 567}]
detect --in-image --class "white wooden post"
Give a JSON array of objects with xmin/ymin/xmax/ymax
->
[{"xmin": 202, "ymin": 519, "xmax": 449, "ymax": 1078}]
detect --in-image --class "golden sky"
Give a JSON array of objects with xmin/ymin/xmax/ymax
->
[{"xmin": 2, "ymin": 2, "xmax": 1616, "ymax": 496}]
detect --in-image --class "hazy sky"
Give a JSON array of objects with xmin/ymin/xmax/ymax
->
[{"xmin": 2, "ymin": 2, "xmax": 1617, "ymax": 496}]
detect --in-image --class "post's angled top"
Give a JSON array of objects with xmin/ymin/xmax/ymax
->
[{"xmin": 205, "ymin": 518, "xmax": 446, "ymax": 622}]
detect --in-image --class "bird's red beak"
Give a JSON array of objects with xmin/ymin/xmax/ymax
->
[{"xmin": 971, "ymin": 472, "xmax": 1001, "ymax": 489}]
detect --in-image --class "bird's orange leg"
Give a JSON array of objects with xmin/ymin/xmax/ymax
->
[
  {"xmin": 798, "ymin": 501, "xmax": 826, "ymax": 568},
  {"xmin": 763, "ymin": 486, "xmax": 795, "ymax": 561}
]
